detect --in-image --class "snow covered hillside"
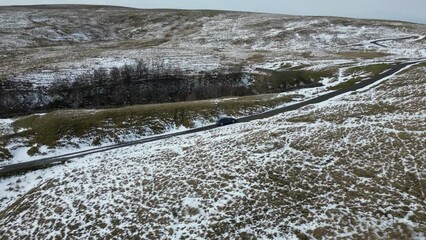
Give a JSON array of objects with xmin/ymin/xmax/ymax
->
[
  {"xmin": 0, "ymin": 5, "xmax": 425, "ymax": 86},
  {"xmin": 0, "ymin": 64, "xmax": 424, "ymax": 238},
  {"xmin": 0, "ymin": 5, "xmax": 425, "ymax": 239}
]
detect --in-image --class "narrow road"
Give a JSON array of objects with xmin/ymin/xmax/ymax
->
[
  {"xmin": 370, "ymin": 35, "xmax": 420, "ymax": 48},
  {"xmin": 0, "ymin": 60, "xmax": 421, "ymax": 177}
]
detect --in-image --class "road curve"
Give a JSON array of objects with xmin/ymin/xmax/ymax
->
[
  {"xmin": 0, "ymin": 60, "xmax": 422, "ymax": 177},
  {"xmin": 370, "ymin": 35, "xmax": 420, "ymax": 48}
]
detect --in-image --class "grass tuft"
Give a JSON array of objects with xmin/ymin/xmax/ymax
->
[{"xmin": 0, "ymin": 147, "xmax": 12, "ymax": 161}]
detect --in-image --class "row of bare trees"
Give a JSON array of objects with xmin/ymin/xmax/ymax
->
[
  {"xmin": 48, "ymin": 60, "xmax": 250, "ymax": 108},
  {"xmin": 1, "ymin": 60, "xmax": 252, "ymax": 116}
]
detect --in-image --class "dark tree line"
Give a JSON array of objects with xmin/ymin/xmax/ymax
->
[
  {"xmin": 0, "ymin": 60, "xmax": 252, "ymax": 116},
  {"xmin": 47, "ymin": 60, "xmax": 251, "ymax": 109},
  {"xmin": 0, "ymin": 59, "xmax": 326, "ymax": 117},
  {"xmin": 0, "ymin": 80, "xmax": 51, "ymax": 117}
]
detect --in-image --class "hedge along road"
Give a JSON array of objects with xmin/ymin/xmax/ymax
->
[{"xmin": 0, "ymin": 60, "xmax": 423, "ymax": 177}]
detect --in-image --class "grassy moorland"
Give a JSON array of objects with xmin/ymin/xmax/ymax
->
[
  {"xmin": 0, "ymin": 60, "xmax": 424, "ymax": 240},
  {"xmin": 1, "ymin": 5, "xmax": 426, "ymax": 239}
]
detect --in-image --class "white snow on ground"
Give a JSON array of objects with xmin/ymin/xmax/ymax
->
[
  {"xmin": 1, "ymin": 8, "xmax": 426, "ymax": 238},
  {"xmin": 0, "ymin": 112, "xmax": 237, "ymax": 167},
  {"xmin": 0, "ymin": 62, "xmax": 425, "ymax": 239},
  {"xmin": 3, "ymin": 60, "xmax": 423, "ymax": 166},
  {"xmin": 3, "ymin": 8, "xmax": 425, "ymax": 86},
  {"xmin": 353, "ymin": 60, "xmax": 426, "ymax": 93},
  {"xmin": 1, "ymin": 120, "xmax": 196, "ymax": 166},
  {"xmin": 367, "ymin": 35, "xmax": 426, "ymax": 58},
  {"xmin": 0, "ymin": 65, "xmax": 341, "ymax": 166},
  {"xmin": 0, "ymin": 118, "xmax": 13, "ymax": 136}
]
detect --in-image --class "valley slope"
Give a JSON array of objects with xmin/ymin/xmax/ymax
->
[{"xmin": 0, "ymin": 5, "xmax": 425, "ymax": 239}]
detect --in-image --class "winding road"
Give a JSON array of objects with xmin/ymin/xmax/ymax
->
[
  {"xmin": 0, "ymin": 60, "xmax": 423, "ymax": 177},
  {"xmin": 370, "ymin": 35, "xmax": 423, "ymax": 48}
]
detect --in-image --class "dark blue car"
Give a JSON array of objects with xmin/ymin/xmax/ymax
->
[{"xmin": 216, "ymin": 117, "xmax": 237, "ymax": 126}]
